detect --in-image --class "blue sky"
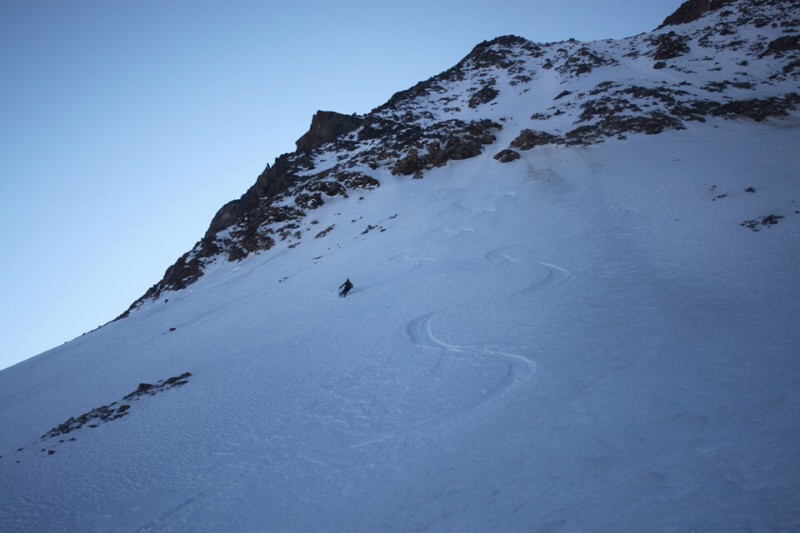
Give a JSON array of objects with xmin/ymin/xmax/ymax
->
[{"xmin": 0, "ymin": 0, "xmax": 683, "ymax": 370}]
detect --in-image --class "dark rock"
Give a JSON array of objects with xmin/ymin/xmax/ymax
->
[
  {"xmin": 745, "ymin": 187, "xmax": 756, "ymax": 193},
  {"xmin": 511, "ymin": 129, "xmax": 560, "ymax": 150},
  {"xmin": 295, "ymin": 192, "xmax": 324, "ymax": 210},
  {"xmin": 650, "ymin": 32, "xmax": 691, "ymax": 60},
  {"xmin": 393, "ymin": 149, "xmax": 425, "ymax": 176},
  {"xmin": 456, "ymin": 35, "xmax": 538, "ymax": 72},
  {"xmin": 468, "ymin": 86, "xmax": 499, "ymax": 108},
  {"xmin": 557, "ymin": 46, "xmax": 617, "ymax": 76},
  {"xmin": 554, "ymin": 90, "xmax": 572, "ymax": 100},
  {"xmin": 658, "ymin": 0, "xmax": 735, "ymax": 29},
  {"xmin": 389, "ymin": 119, "xmax": 500, "ymax": 175},
  {"xmin": 493, "ymin": 149, "xmax": 521, "ymax": 163},
  {"xmin": 763, "ymin": 35, "xmax": 800, "ymax": 57},
  {"xmin": 295, "ymin": 111, "xmax": 363, "ymax": 153},
  {"xmin": 444, "ymin": 136, "xmax": 483, "ymax": 160},
  {"xmin": 566, "ymin": 112, "xmax": 683, "ymax": 144},
  {"xmin": 741, "ymin": 214, "xmax": 785, "ymax": 230},
  {"xmin": 711, "ymin": 93, "xmax": 800, "ymax": 121},
  {"xmin": 315, "ymin": 225, "xmax": 335, "ymax": 239},
  {"xmin": 762, "ymin": 214, "xmax": 784, "ymax": 226},
  {"xmin": 334, "ymin": 171, "xmax": 380, "ymax": 190}
]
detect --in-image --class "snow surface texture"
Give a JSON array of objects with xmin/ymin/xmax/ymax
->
[{"xmin": 2, "ymin": 3, "xmax": 800, "ymax": 532}]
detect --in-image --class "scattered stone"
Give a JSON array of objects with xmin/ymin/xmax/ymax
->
[
  {"xmin": 741, "ymin": 214, "xmax": 785, "ymax": 230},
  {"xmin": 745, "ymin": 187, "xmax": 756, "ymax": 193},
  {"xmin": 361, "ymin": 225, "xmax": 380, "ymax": 235},
  {"xmin": 315, "ymin": 225, "xmax": 335, "ymax": 239},
  {"xmin": 40, "ymin": 373, "xmax": 192, "ymax": 441},
  {"xmin": 493, "ymin": 149, "xmax": 521, "ymax": 163},
  {"xmin": 762, "ymin": 214, "xmax": 784, "ymax": 226}
]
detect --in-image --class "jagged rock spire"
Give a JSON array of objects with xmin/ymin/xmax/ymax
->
[{"xmin": 658, "ymin": 0, "xmax": 736, "ymax": 28}]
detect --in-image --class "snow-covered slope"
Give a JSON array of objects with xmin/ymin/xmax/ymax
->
[{"xmin": 1, "ymin": 1, "xmax": 799, "ymax": 531}]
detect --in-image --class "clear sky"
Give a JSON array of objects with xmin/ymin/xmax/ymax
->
[{"xmin": 0, "ymin": 0, "xmax": 684, "ymax": 371}]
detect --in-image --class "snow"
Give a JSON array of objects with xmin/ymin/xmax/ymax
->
[
  {"xmin": 1, "ymin": 116, "xmax": 798, "ymax": 531},
  {"xmin": 1, "ymin": 2, "xmax": 799, "ymax": 528}
]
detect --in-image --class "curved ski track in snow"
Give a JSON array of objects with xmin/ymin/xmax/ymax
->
[
  {"xmin": 485, "ymin": 244, "xmax": 522, "ymax": 263},
  {"xmin": 518, "ymin": 262, "xmax": 571, "ymax": 295},
  {"xmin": 353, "ymin": 262, "xmax": 570, "ymax": 448}
]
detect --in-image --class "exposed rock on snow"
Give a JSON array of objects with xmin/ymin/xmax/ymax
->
[
  {"xmin": 658, "ymin": 0, "xmax": 736, "ymax": 29},
  {"xmin": 741, "ymin": 213, "xmax": 786, "ymax": 230},
  {"xmin": 38, "ymin": 372, "xmax": 192, "ymax": 443},
  {"xmin": 121, "ymin": 0, "xmax": 800, "ymax": 317},
  {"xmin": 493, "ymin": 149, "xmax": 521, "ymax": 163},
  {"xmin": 295, "ymin": 111, "xmax": 364, "ymax": 153}
]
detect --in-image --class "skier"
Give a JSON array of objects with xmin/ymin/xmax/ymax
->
[{"xmin": 338, "ymin": 278, "xmax": 354, "ymax": 298}]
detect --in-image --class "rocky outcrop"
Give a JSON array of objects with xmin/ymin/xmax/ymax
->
[
  {"xmin": 39, "ymin": 372, "xmax": 192, "ymax": 441},
  {"xmin": 511, "ymin": 130, "xmax": 560, "ymax": 150},
  {"xmin": 649, "ymin": 31, "xmax": 691, "ymax": 60},
  {"xmin": 117, "ymin": 0, "xmax": 800, "ymax": 318},
  {"xmin": 389, "ymin": 119, "xmax": 501, "ymax": 176},
  {"xmin": 658, "ymin": 0, "xmax": 735, "ymax": 28},
  {"xmin": 493, "ymin": 149, "xmax": 521, "ymax": 163},
  {"xmin": 295, "ymin": 111, "xmax": 363, "ymax": 152}
]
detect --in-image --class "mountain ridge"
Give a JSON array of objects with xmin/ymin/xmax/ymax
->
[
  {"xmin": 119, "ymin": 0, "xmax": 799, "ymax": 319},
  {"xmin": 2, "ymin": 1, "xmax": 798, "ymax": 530}
]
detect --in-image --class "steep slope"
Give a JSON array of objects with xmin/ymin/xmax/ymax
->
[
  {"xmin": 119, "ymin": 0, "xmax": 799, "ymax": 313},
  {"xmin": 1, "ymin": 1, "xmax": 799, "ymax": 531}
]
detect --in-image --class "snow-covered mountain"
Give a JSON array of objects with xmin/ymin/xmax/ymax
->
[{"xmin": 2, "ymin": 1, "xmax": 799, "ymax": 531}]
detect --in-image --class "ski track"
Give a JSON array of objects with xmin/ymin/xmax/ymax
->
[
  {"xmin": 137, "ymin": 492, "xmax": 211, "ymax": 533},
  {"xmin": 518, "ymin": 262, "xmax": 571, "ymax": 295},
  {"xmin": 353, "ymin": 260, "xmax": 570, "ymax": 448},
  {"xmin": 485, "ymin": 244, "xmax": 523, "ymax": 263}
]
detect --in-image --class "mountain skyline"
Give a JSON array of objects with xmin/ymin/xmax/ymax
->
[
  {"xmin": 1, "ymin": 0, "xmax": 798, "ymax": 530},
  {"xmin": 0, "ymin": 0, "xmax": 685, "ymax": 371}
]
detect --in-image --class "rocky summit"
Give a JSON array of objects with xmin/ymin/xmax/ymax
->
[{"xmin": 120, "ymin": 0, "xmax": 799, "ymax": 317}]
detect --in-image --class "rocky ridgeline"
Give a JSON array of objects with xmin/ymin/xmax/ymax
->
[
  {"xmin": 0, "ymin": 372, "xmax": 192, "ymax": 460},
  {"xmin": 41, "ymin": 372, "xmax": 192, "ymax": 439},
  {"xmin": 120, "ymin": 0, "xmax": 800, "ymax": 316}
]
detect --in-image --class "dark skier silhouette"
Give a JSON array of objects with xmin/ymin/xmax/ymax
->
[{"xmin": 338, "ymin": 278, "xmax": 354, "ymax": 298}]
